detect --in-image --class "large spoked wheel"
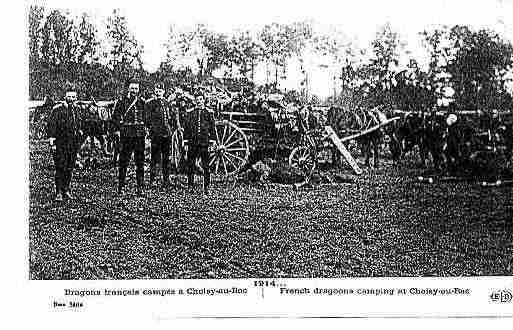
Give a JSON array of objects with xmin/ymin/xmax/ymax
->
[
  {"xmin": 289, "ymin": 144, "xmax": 317, "ymax": 179},
  {"xmin": 171, "ymin": 129, "xmax": 184, "ymax": 170},
  {"xmin": 209, "ymin": 120, "xmax": 250, "ymax": 178}
]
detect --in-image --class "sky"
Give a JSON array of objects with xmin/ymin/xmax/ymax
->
[{"xmin": 29, "ymin": 0, "xmax": 513, "ymax": 97}]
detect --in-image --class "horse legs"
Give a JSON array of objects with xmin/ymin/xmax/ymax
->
[
  {"xmin": 362, "ymin": 140, "xmax": 371, "ymax": 167},
  {"xmin": 389, "ymin": 134, "xmax": 402, "ymax": 165},
  {"xmin": 331, "ymin": 146, "xmax": 340, "ymax": 168},
  {"xmin": 112, "ymin": 136, "xmax": 120, "ymax": 168},
  {"xmin": 419, "ymin": 141, "xmax": 428, "ymax": 168},
  {"xmin": 373, "ymin": 139, "xmax": 380, "ymax": 168},
  {"xmin": 97, "ymin": 134, "xmax": 111, "ymax": 157}
]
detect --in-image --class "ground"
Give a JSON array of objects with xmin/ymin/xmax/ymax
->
[{"xmin": 29, "ymin": 139, "xmax": 513, "ymax": 279}]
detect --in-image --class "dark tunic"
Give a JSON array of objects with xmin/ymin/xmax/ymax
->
[
  {"xmin": 112, "ymin": 95, "xmax": 146, "ymax": 189},
  {"xmin": 46, "ymin": 102, "xmax": 83, "ymax": 194},
  {"xmin": 46, "ymin": 102, "xmax": 82, "ymax": 148},
  {"xmin": 183, "ymin": 107, "xmax": 216, "ymax": 147},
  {"xmin": 144, "ymin": 97, "xmax": 180, "ymax": 138},
  {"xmin": 184, "ymin": 107, "xmax": 216, "ymax": 190},
  {"xmin": 112, "ymin": 95, "xmax": 146, "ymax": 138}
]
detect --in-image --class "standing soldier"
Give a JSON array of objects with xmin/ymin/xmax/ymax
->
[
  {"xmin": 46, "ymin": 85, "xmax": 83, "ymax": 202},
  {"xmin": 184, "ymin": 93, "xmax": 216, "ymax": 193},
  {"xmin": 112, "ymin": 81, "xmax": 146, "ymax": 196},
  {"xmin": 145, "ymin": 82, "xmax": 181, "ymax": 188}
]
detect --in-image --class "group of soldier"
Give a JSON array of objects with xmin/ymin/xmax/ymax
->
[{"xmin": 46, "ymin": 80, "xmax": 216, "ymax": 202}]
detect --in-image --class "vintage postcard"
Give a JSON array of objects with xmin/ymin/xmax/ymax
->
[{"xmin": 13, "ymin": 0, "xmax": 513, "ymax": 326}]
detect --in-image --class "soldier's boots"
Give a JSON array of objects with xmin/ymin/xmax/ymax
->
[
  {"xmin": 149, "ymin": 171, "xmax": 156, "ymax": 187},
  {"xmin": 136, "ymin": 184, "xmax": 144, "ymax": 196},
  {"xmin": 187, "ymin": 174, "xmax": 195, "ymax": 188},
  {"xmin": 117, "ymin": 183, "xmax": 124, "ymax": 196}
]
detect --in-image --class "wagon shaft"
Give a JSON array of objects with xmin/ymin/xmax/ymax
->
[
  {"xmin": 324, "ymin": 126, "xmax": 363, "ymax": 175},
  {"xmin": 339, "ymin": 117, "xmax": 400, "ymax": 142}
]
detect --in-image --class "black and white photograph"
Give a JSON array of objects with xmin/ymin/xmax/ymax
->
[{"xmin": 26, "ymin": 0, "xmax": 513, "ymax": 283}]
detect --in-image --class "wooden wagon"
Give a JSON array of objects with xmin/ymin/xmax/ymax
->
[
  {"xmin": 171, "ymin": 101, "xmax": 401, "ymax": 181},
  {"xmin": 172, "ymin": 101, "xmax": 306, "ymax": 179},
  {"xmin": 30, "ymin": 98, "xmax": 400, "ymax": 180}
]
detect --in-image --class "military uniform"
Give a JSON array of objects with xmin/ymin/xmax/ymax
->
[
  {"xmin": 183, "ymin": 106, "xmax": 216, "ymax": 191},
  {"xmin": 112, "ymin": 95, "xmax": 146, "ymax": 194},
  {"xmin": 46, "ymin": 102, "xmax": 83, "ymax": 197},
  {"xmin": 145, "ymin": 97, "xmax": 180, "ymax": 186}
]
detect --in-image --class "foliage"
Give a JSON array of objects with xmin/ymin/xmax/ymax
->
[
  {"xmin": 446, "ymin": 26, "xmax": 513, "ymax": 110},
  {"xmin": 28, "ymin": 5, "xmax": 513, "ymax": 111},
  {"xmin": 227, "ymin": 30, "xmax": 264, "ymax": 80},
  {"xmin": 259, "ymin": 22, "xmax": 313, "ymax": 87},
  {"xmin": 105, "ymin": 9, "xmax": 145, "ymax": 94},
  {"xmin": 420, "ymin": 25, "xmax": 513, "ymax": 111}
]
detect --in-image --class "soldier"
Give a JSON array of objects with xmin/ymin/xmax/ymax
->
[
  {"xmin": 46, "ymin": 85, "xmax": 83, "ymax": 202},
  {"xmin": 184, "ymin": 93, "xmax": 216, "ymax": 193},
  {"xmin": 145, "ymin": 82, "xmax": 181, "ymax": 188},
  {"xmin": 112, "ymin": 80, "xmax": 146, "ymax": 196}
]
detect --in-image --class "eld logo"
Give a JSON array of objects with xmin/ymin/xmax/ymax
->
[{"xmin": 489, "ymin": 290, "xmax": 512, "ymax": 303}]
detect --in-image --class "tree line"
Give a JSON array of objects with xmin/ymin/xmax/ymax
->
[{"xmin": 29, "ymin": 5, "xmax": 513, "ymax": 111}]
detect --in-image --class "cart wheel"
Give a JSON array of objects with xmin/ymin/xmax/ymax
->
[
  {"xmin": 289, "ymin": 144, "xmax": 317, "ymax": 179},
  {"xmin": 171, "ymin": 129, "xmax": 184, "ymax": 170},
  {"xmin": 209, "ymin": 120, "xmax": 250, "ymax": 178}
]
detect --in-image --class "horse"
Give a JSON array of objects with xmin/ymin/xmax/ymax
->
[
  {"xmin": 30, "ymin": 97, "xmax": 55, "ymax": 140},
  {"xmin": 76, "ymin": 100, "xmax": 118, "ymax": 168},
  {"xmin": 388, "ymin": 111, "xmax": 448, "ymax": 170},
  {"xmin": 327, "ymin": 106, "xmax": 389, "ymax": 168}
]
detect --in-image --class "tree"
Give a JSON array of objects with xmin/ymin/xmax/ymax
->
[
  {"xmin": 420, "ymin": 27, "xmax": 451, "ymax": 102},
  {"xmin": 259, "ymin": 22, "xmax": 312, "ymax": 89},
  {"xmin": 311, "ymin": 26, "xmax": 360, "ymax": 102},
  {"xmin": 349, "ymin": 24, "xmax": 407, "ymax": 109},
  {"xmin": 162, "ymin": 25, "xmax": 182, "ymax": 71},
  {"xmin": 173, "ymin": 24, "xmax": 230, "ymax": 78},
  {"xmin": 29, "ymin": 6, "xmax": 140, "ymax": 100},
  {"xmin": 447, "ymin": 26, "xmax": 513, "ymax": 110},
  {"xmin": 228, "ymin": 30, "xmax": 263, "ymax": 80},
  {"xmin": 391, "ymin": 59, "xmax": 437, "ymax": 111},
  {"xmin": 40, "ymin": 9, "xmax": 77, "ymax": 67},
  {"xmin": 29, "ymin": 5, "xmax": 44, "ymax": 67},
  {"xmin": 76, "ymin": 13, "xmax": 100, "ymax": 64},
  {"xmin": 422, "ymin": 25, "xmax": 513, "ymax": 110},
  {"xmin": 105, "ymin": 9, "xmax": 145, "ymax": 94},
  {"xmin": 28, "ymin": 5, "xmax": 45, "ymax": 98}
]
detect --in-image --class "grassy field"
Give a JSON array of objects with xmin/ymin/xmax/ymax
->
[{"xmin": 29, "ymin": 139, "xmax": 513, "ymax": 279}]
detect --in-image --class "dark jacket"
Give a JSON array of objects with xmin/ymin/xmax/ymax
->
[
  {"xmin": 183, "ymin": 107, "xmax": 216, "ymax": 147},
  {"xmin": 112, "ymin": 95, "xmax": 146, "ymax": 138},
  {"xmin": 144, "ymin": 97, "xmax": 180, "ymax": 138},
  {"xmin": 46, "ymin": 102, "xmax": 82, "ymax": 145}
]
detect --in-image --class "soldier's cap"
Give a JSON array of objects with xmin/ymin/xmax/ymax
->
[{"xmin": 127, "ymin": 79, "xmax": 140, "ymax": 87}]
